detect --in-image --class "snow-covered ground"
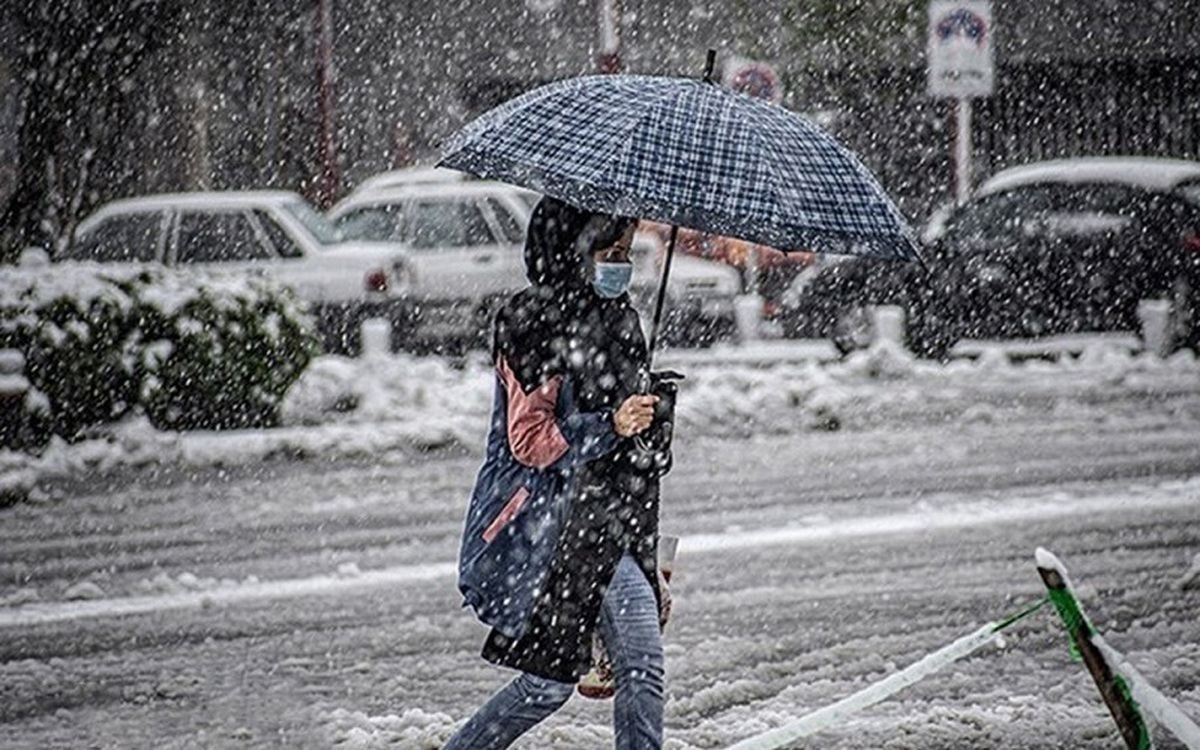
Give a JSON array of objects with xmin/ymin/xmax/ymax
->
[
  {"xmin": 5, "ymin": 337, "xmax": 1198, "ymax": 488},
  {"xmin": 1, "ymin": 339, "xmax": 1199, "ymax": 749}
]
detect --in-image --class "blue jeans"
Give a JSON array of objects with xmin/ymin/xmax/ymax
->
[{"xmin": 445, "ymin": 552, "xmax": 664, "ymax": 749}]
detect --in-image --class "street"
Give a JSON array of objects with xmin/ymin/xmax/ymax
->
[{"xmin": 1, "ymin": 360, "xmax": 1199, "ymax": 749}]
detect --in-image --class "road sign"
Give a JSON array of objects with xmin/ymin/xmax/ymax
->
[
  {"xmin": 723, "ymin": 57, "xmax": 782, "ymax": 104},
  {"xmin": 927, "ymin": 1, "xmax": 994, "ymax": 98}
]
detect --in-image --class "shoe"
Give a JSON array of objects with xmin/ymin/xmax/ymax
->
[{"xmin": 577, "ymin": 635, "xmax": 615, "ymax": 699}]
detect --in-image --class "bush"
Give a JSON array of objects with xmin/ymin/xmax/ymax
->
[
  {"xmin": 1, "ymin": 267, "xmax": 143, "ymax": 442},
  {"xmin": 0, "ymin": 264, "xmax": 320, "ymax": 444},
  {"xmin": 0, "ymin": 350, "xmax": 52, "ymax": 453},
  {"xmin": 136, "ymin": 272, "xmax": 318, "ymax": 430}
]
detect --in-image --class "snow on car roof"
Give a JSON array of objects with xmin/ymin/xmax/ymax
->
[
  {"xmin": 353, "ymin": 166, "xmax": 465, "ymax": 193},
  {"xmin": 92, "ymin": 190, "xmax": 303, "ymax": 211},
  {"xmin": 328, "ymin": 181, "xmax": 537, "ymax": 217},
  {"xmin": 977, "ymin": 157, "xmax": 1200, "ymax": 197},
  {"xmin": 76, "ymin": 191, "xmax": 309, "ymax": 234}
]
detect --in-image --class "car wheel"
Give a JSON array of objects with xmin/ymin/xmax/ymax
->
[
  {"xmin": 830, "ymin": 305, "xmax": 874, "ymax": 355},
  {"xmin": 388, "ymin": 305, "xmax": 416, "ymax": 354},
  {"xmin": 315, "ymin": 304, "xmax": 363, "ymax": 357},
  {"xmin": 683, "ymin": 316, "xmax": 724, "ymax": 349},
  {"xmin": 906, "ymin": 306, "xmax": 957, "ymax": 361}
]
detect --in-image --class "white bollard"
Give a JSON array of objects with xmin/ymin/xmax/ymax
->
[
  {"xmin": 1136, "ymin": 299, "xmax": 1172, "ymax": 358},
  {"xmin": 870, "ymin": 305, "xmax": 906, "ymax": 347},
  {"xmin": 734, "ymin": 293, "xmax": 763, "ymax": 342},
  {"xmin": 360, "ymin": 317, "xmax": 392, "ymax": 356}
]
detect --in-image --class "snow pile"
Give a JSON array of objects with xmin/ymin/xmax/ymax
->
[
  {"xmin": 133, "ymin": 571, "xmax": 260, "ymax": 596},
  {"xmin": 320, "ymin": 707, "xmax": 456, "ymax": 749},
  {"xmin": 2, "ymin": 339, "xmax": 1196, "ymax": 492},
  {"xmin": 281, "ymin": 350, "xmax": 492, "ymax": 439}
]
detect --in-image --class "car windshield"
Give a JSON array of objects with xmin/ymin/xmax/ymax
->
[
  {"xmin": 282, "ymin": 200, "xmax": 344, "ymax": 245},
  {"xmin": 946, "ymin": 183, "xmax": 1150, "ymax": 246}
]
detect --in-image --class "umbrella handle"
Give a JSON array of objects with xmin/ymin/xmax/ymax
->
[{"xmin": 645, "ymin": 224, "xmax": 679, "ymax": 377}]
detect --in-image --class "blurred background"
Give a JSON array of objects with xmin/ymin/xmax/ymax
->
[{"xmin": 2, "ymin": 0, "xmax": 1197, "ymax": 262}]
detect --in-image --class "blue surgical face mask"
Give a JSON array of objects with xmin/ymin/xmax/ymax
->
[{"xmin": 593, "ymin": 262, "xmax": 633, "ymax": 298}]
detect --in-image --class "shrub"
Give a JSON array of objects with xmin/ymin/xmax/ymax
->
[
  {"xmin": 1, "ymin": 267, "xmax": 142, "ymax": 441},
  {"xmin": 136, "ymin": 271, "xmax": 318, "ymax": 430},
  {"xmin": 0, "ymin": 264, "xmax": 320, "ymax": 444},
  {"xmin": 0, "ymin": 350, "xmax": 53, "ymax": 453}
]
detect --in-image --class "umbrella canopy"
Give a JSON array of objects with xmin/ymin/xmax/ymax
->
[{"xmin": 439, "ymin": 74, "xmax": 920, "ymax": 262}]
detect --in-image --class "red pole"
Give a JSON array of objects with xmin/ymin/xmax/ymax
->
[
  {"xmin": 596, "ymin": 0, "xmax": 622, "ymax": 73},
  {"xmin": 315, "ymin": 0, "xmax": 339, "ymax": 209}
]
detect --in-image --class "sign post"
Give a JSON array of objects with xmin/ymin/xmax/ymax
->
[
  {"xmin": 596, "ymin": 0, "xmax": 622, "ymax": 73},
  {"xmin": 927, "ymin": 1, "xmax": 994, "ymax": 203},
  {"xmin": 722, "ymin": 56, "xmax": 783, "ymax": 338}
]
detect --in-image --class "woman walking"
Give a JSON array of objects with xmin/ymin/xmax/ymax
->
[{"xmin": 447, "ymin": 195, "xmax": 676, "ymax": 749}]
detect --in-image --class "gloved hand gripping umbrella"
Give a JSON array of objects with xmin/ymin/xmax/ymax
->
[{"xmin": 439, "ymin": 52, "xmax": 922, "ymax": 367}]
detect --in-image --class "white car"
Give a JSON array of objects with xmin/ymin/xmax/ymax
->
[
  {"xmin": 67, "ymin": 191, "xmax": 414, "ymax": 354},
  {"xmin": 331, "ymin": 180, "xmax": 740, "ymax": 349},
  {"xmin": 328, "ymin": 180, "xmax": 538, "ymax": 351},
  {"xmin": 628, "ymin": 232, "xmax": 741, "ymax": 347}
]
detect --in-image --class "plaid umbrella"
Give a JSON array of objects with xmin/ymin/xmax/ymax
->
[{"xmin": 439, "ymin": 74, "xmax": 920, "ymax": 262}]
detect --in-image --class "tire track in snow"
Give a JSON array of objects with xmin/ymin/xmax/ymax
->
[{"xmin": 2, "ymin": 479, "xmax": 1195, "ymax": 629}]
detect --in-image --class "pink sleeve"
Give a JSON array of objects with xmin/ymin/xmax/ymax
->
[{"xmin": 498, "ymin": 356, "xmax": 570, "ymax": 469}]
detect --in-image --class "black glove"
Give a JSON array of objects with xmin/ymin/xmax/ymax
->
[{"xmin": 632, "ymin": 370, "xmax": 683, "ymax": 477}]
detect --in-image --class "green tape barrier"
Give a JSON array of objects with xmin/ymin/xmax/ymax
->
[
  {"xmin": 1038, "ymin": 549, "xmax": 1153, "ymax": 750},
  {"xmin": 1045, "ymin": 583, "xmax": 1094, "ymax": 661}
]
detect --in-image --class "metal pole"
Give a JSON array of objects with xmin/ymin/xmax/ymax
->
[
  {"xmin": 646, "ymin": 224, "xmax": 679, "ymax": 370},
  {"xmin": 315, "ymin": 0, "xmax": 339, "ymax": 209},
  {"xmin": 1037, "ymin": 563, "xmax": 1151, "ymax": 750},
  {"xmin": 954, "ymin": 97, "xmax": 972, "ymax": 203}
]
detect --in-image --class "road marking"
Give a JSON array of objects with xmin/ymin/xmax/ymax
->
[
  {"xmin": 0, "ymin": 562, "xmax": 455, "ymax": 628},
  {"xmin": 683, "ymin": 482, "xmax": 1199, "ymax": 555},
  {"xmin": 2, "ymin": 480, "xmax": 1195, "ymax": 628}
]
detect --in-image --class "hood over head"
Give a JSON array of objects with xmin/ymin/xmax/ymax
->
[
  {"xmin": 524, "ymin": 196, "xmax": 635, "ymax": 291},
  {"xmin": 496, "ymin": 196, "xmax": 639, "ymax": 390}
]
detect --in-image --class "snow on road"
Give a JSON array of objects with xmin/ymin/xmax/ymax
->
[
  {"xmin": 4, "ymin": 476, "xmax": 1195, "ymax": 631},
  {"xmin": 1, "ymin": 340, "xmax": 1199, "ymax": 749}
]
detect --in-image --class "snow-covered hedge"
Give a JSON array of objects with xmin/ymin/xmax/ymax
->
[{"xmin": 0, "ymin": 264, "xmax": 319, "ymax": 443}]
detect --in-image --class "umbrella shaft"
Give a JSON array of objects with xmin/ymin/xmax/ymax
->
[{"xmin": 646, "ymin": 224, "xmax": 679, "ymax": 377}]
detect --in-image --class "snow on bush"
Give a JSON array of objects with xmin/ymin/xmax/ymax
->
[
  {"xmin": 0, "ymin": 263, "xmax": 319, "ymax": 442},
  {"xmin": 1, "ymin": 266, "xmax": 142, "ymax": 442},
  {"xmin": 134, "ymin": 269, "xmax": 318, "ymax": 430}
]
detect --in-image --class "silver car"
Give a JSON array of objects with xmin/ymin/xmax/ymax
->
[{"xmin": 628, "ymin": 232, "xmax": 741, "ymax": 348}]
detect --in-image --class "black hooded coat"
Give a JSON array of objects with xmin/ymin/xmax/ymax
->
[{"xmin": 473, "ymin": 196, "xmax": 670, "ymax": 682}]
